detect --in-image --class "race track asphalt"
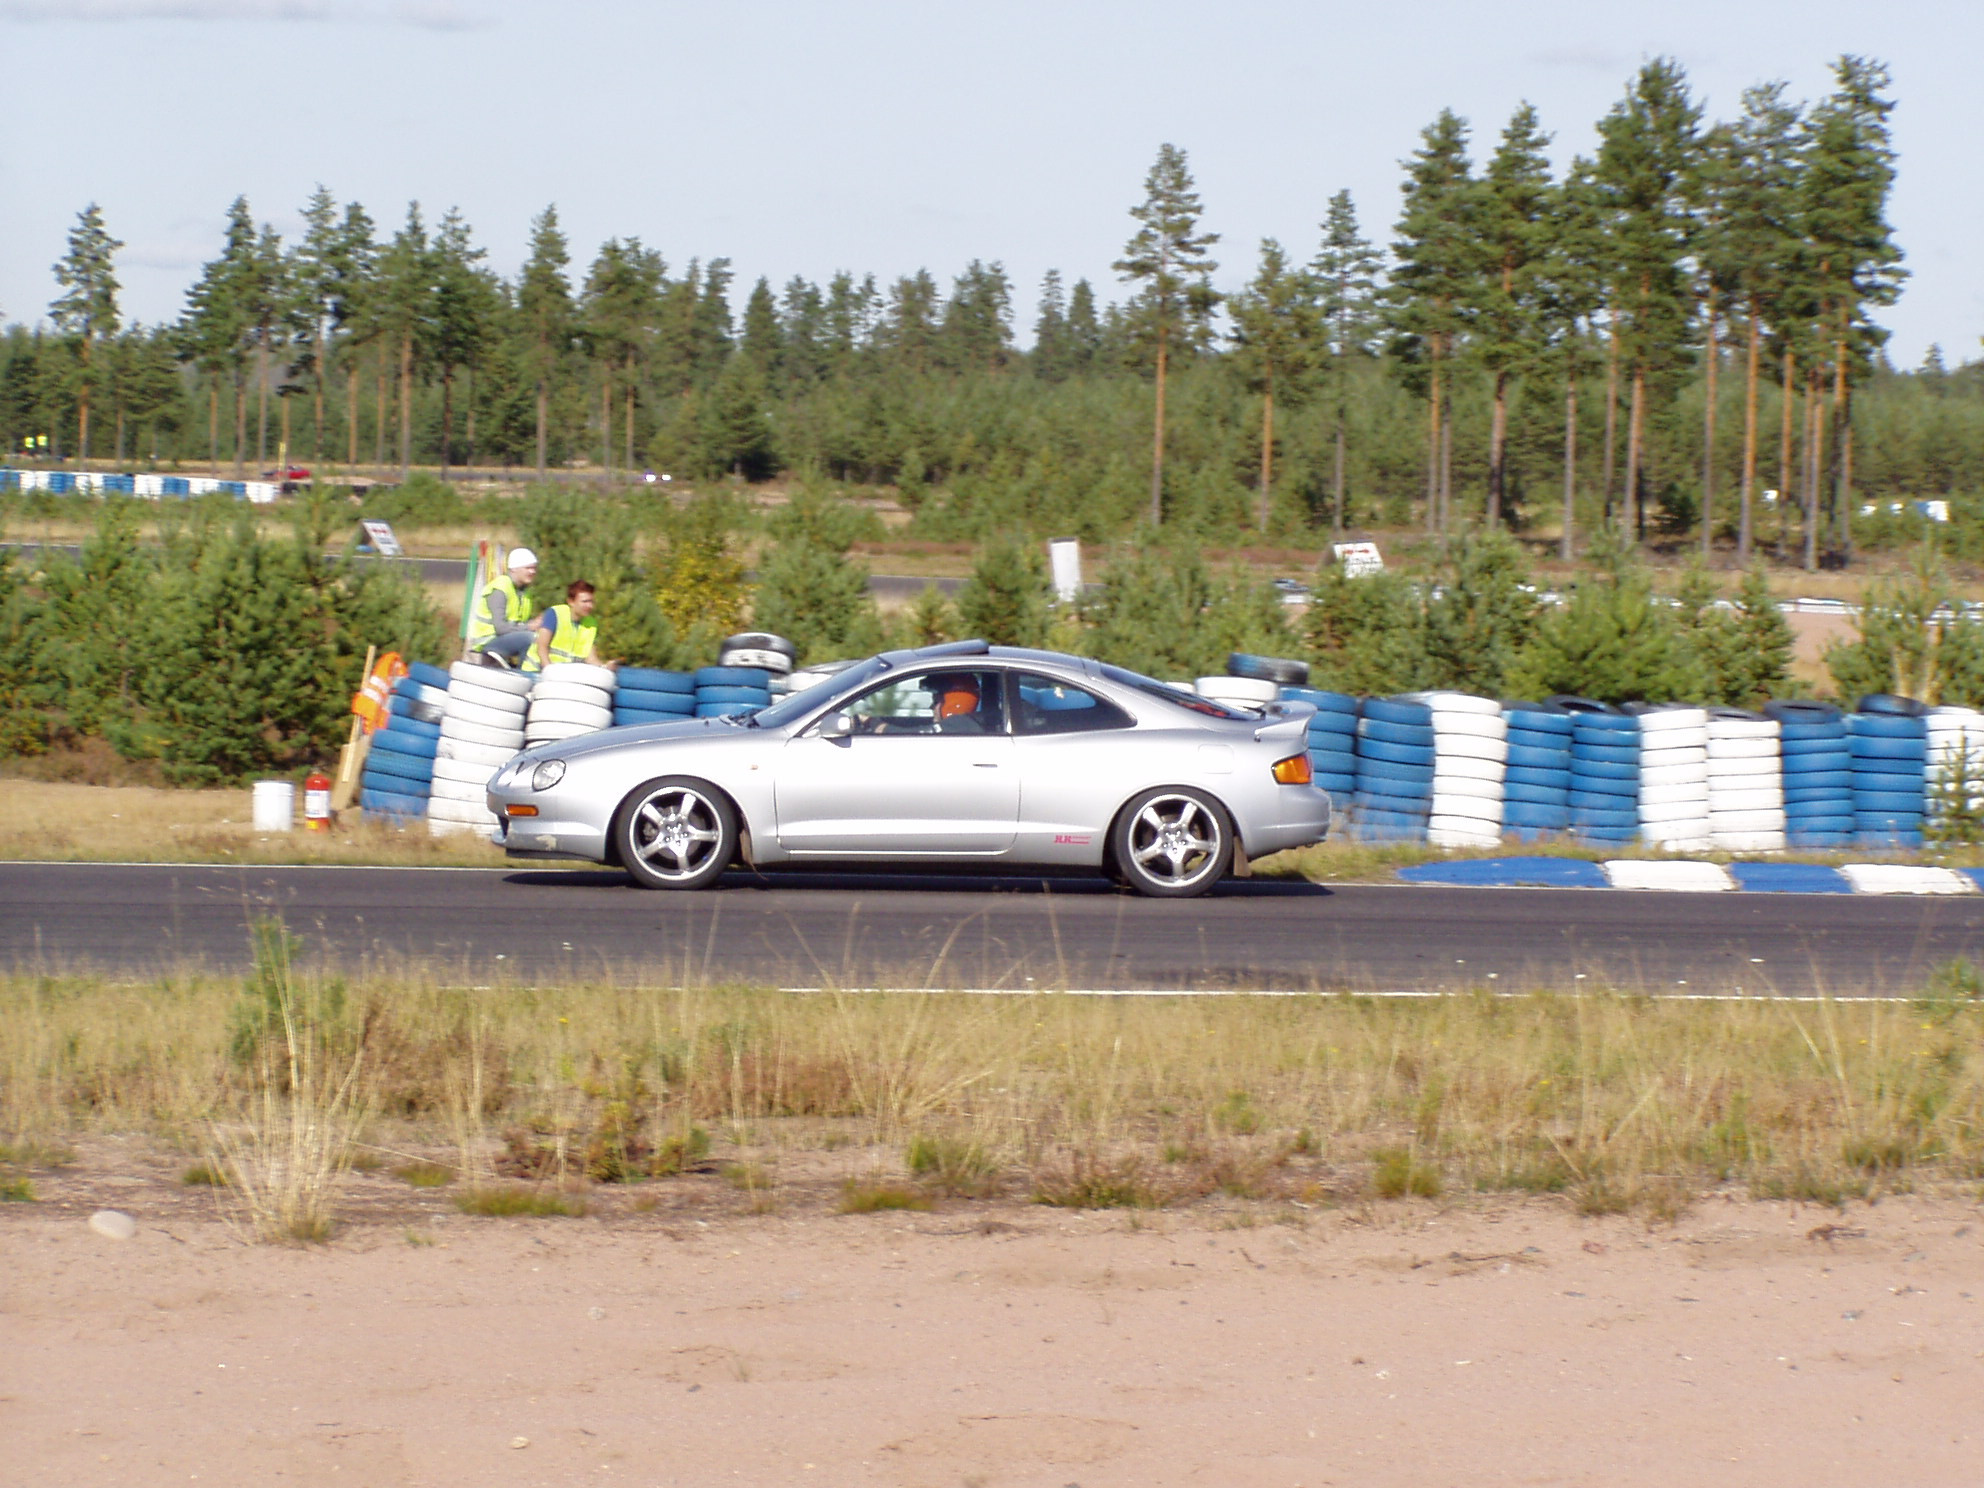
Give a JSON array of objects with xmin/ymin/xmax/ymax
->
[{"xmin": 6, "ymin": 860, "xmax": 1983, "ymax": 995}]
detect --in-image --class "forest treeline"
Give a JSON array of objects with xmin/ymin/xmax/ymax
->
[{"xmin": 5, "ymin": 54, "xmax": 1982, "ymax": 567}]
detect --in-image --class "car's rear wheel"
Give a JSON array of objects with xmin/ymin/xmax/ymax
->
[
  {"xmin": 613, "ymin": 777, "xmax": 738, "ymax": 890},
  {"xmin": 1111, "ymin": 787, "xmax": 1233, "ymax": 898}
]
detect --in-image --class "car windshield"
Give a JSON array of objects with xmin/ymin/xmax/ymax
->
[
  {"xmin": 1093, "ymin": 662, "xmax": 1254, "ymax": 720},
  {"xmin": 752, "ymin": 657, "xmax": 888, "ymax": 729}
]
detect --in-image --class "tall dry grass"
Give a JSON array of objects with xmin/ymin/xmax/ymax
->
[{"xmin": 5, "ymin": 948, "xmax": 1983, "ymax": 1226}]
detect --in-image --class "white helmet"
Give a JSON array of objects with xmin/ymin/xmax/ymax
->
[{"xmin": 506, "ymin": 547, "xmax": 539, "ymax": 570}]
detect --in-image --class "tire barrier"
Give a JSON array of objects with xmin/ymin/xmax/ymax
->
[
  {"xmin": 1773, "ymin": 701, "xmax": 1853, "ymax": 847},
  {"xmin": 1636, "ymin": 706, "xmax": 1710, "ymax": 851},
  {"xmin": 1707, "ymin": 710, "xmax": 1783, "ymax": 851},
  {"xmin": 1851, "ymin": 704, "xmax": 1926, "ymax": 847},
  {"xmin": 1501, "ymin": 700, "xmax": 1572, "ymax": 841},
  {"xmin": 717, "ymin": 632, "xmax": 797, "ymax": 675},
  {"xmin": 694, "ymin": 664, "xmax": 771, "ymax": 720},
  {"xmin": 1353, "ymin": 696, "xmax": 1433, "ymax": 842},
  {"xmin": 1569, "ymin": 708, "xmax": 1639, "ymax": 844},
  {"xmin": 1400, "ymin": 691, "xmax": 1505, "ymax": 849},
  {"xmin": 528, "ymin": 662, "xmax": 617, "ymax": 747},
  {"xmin": 360, "ymin": 677, "xmax": 442, "ymax": 816},
  {"xmin": 429, "ymin": 661, "xmax": 526, "ymax": 836},
  {"xmin": 1281, "ymin": 687, "xmax": 1358, "ymax": 808}
]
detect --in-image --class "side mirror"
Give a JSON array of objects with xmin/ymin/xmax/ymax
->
[{"xmin": 822, "ymin": 710, "xmax": 855, "ymax": 739}]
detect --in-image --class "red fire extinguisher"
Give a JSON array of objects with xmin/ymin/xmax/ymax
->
[{"xmin": 304, "ymin": 771, "xmax": 333, "ymax": 831}]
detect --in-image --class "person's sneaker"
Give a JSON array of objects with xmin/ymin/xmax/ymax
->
[{"xmin": 479, "ymin": 651, "xmax": 512, "ymax": 670}]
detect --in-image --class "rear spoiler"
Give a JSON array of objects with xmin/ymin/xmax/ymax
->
[{"xmin": 1253, "ymin": 701, "xmax": 1314, "ymax": 745}]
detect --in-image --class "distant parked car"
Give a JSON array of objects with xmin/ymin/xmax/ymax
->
[
  {"xmin": 484, "ymin": 641, "xmax": 1333, "ymax": 897},
  {"xmin": 264, "ymin": 466, "xmax": 312, "ymax": 481}
]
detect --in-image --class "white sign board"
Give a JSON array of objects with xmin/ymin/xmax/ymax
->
[
  {"xmin": 1333, "ymin": 541, "xmax": 1385, "ymax": 578},
  {"xmin": 1048, "ymin": 538, "xmax": 1083, "ymax": 603},
  {"xmin": 360, "ymin": 519, "xmax": 404, "ymax": 557}
]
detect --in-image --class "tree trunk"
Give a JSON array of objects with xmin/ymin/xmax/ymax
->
[
  {"xmin": 1700, "ymin": 299, "xmax": 1718, "ymax": 558},
  {"xmin": 535, "ymin": 380, "xmax": 548, "ymax": 479},
  {"xmin": 1439, "ymin": 386, "xmax": 1454, "ymax": 533},
  {"xmin": 599, "ymin": 374, "xmax": 612, "ymax": 485},
  {"xmin": 77, "ymin": 386, "xmax": 91, "ymax": 467},
  {"xmin": 255, "ymin": 337, "xmax": 269, "ymax": 468},
  {"xmin": 1624, "ymin": 367, "xmax": 1646, "ymax": 542},
  {"xmin": 466, "ymin": 365, "xmax": 478, "ymax": 469},
  {"xmin": 113, "ymin": 406, "xmax": 125, "ymax": 465},
  {"xmin": 624, "ymin": 362, "xmax": 635, "ymax": 473},
  {"xmin": 1776, "ymin": 347, "xmax": 1795, "ymax": 554},
  {"xmin": 398, "ymin": 334, "xmax": 413, "ymax": 477},
  {"xmin": 1738, "ymin": 310, "xmax": 1761, "ymax": 562},
  {"xmin": 314, "ymin": 324, "xmax": 327, "ymax": 464},
  {"xmin": 1332, "ymin": 419, "xmax": 1346, "ymax": 536},
  {"xmin": 279, "ymin": 394, "xmax": 290, "ymax": 476},
  {"xmin": 233, "ymin": 371, "xmax": 248, "ymax": 477},
  {"xmin": 1832, "ymin": 331, "xmax": 1852, "ymax": 567},
  {"xmin": 1424, "ymin": 348, "xmax": 1442, "ymax": 536},
  {"xmin": 1601, "ymin": 323, "xmax": 1620, "ymax": 529},
  {"xmin": 375, "ymin": 351, "xmax": 388, "ymax": 469},
  {"xmin": 1487, "ymin": 367, "xmax": 1508, "ymax": 526},
  {"xmin": 1561, "ymin": 367, "xmax": 1578, "ymax": 562},
  {"xmin": 440, "ymin": 364, "xmax": 454, "ymax": 478},
  {"xmin": 346, "ymin": 363, "xmax": 359, "ymax": 472},
  {"xmin": 1257, "ymin": 375, "xmax": 1274, "ymax": 532},
  {"xmin": 1802, "ymin": 369, "xmax": 1822, "ymax": 572},
  {"xmin": 1149, "ymin": 327, "xmax": 1167, "ymax": 526}
]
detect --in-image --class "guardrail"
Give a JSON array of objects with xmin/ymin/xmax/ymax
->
[{"xmin": 0, "ymin": 468, "xmax": 281, "ymax": 503}]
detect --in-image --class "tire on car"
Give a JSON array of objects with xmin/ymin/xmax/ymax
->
[
  {"xmin": 1108, "ymin": 785, "xmax": 1235, "ymax": 899},
  {"xmin": 612, "ymin": 775, "xmax": 740, "ymax": 891}
]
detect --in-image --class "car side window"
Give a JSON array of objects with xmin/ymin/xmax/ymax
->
[
  {"xmin": 1010, "ymin": 673, "xmax": 1134, "ymax": 736},
  {"xmin": 838, "ymin": 670, "xmax": 1006, "ymax": 736}
]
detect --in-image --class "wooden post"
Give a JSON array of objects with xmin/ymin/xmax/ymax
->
[{"xmin": 330, "ymin": 644, "xmax": 377, "ymax": 815}]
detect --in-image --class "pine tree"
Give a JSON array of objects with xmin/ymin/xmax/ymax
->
[
  {"xmin": 1536, "ymin": 159, "xmax": 1610, "ymax": 559},
  {"xmin": 1114, "ymin": 143, "xmax": 1220, "ymax": 526},
  {"xmin": 289, "ymin": 186, "xmax": 343, "ymax": 464},
  {"xmin": 374, "ymin": 205, "xmax": 433, "ymax": 477},
  {"xmin": 1421, "ymin": 529, "xmax": 1540, "ymax": 693},
  {"xmin": 178, "ymin": 198, "xmax": 260, "ymax": 473},
  {"xmin": 1064, "ymin": 279, "xmax": 1101, "ymax": 375},
  {"xmin": 954, "ymin": 535, "xmax": 1051, "ymax": 646},
  {"xmin": 876, "ymin": 271, "xmax": 941, "ymax": 373},
  {"xmin": 1031, "ymin": 269, "xmax": 1070, "ymax": 381},
  {"xmin": 1388, "ymin": 110, "xmax": 1476, "ymax": 535},
  {"xmin": 1802, "ymin": 56, "xmax": 1906, "ymax": 566},
  {"xmin": 1302, "ymin": 566, "xmax": 1432, "ymax": 696},
  {"xmin": 739, "ymin": 276, "xmax": 782, "ymax": 376},
  {"xmin": 1227, "ymin": 238, "xmax": 1320, "ymax": 530},
  {"xmin": 50, "ymin": 203, "xmax": 122, "ymax": 466},
  {"xmin": 1470, "ymin": 104, "xmax": 1555, "ymax": 527},
  {"xmin": 1506, "ymin": 543, "xmax": 1704, "ymax": 703},
  {"xmin": 752, "ymin": 507, "xmax": 879, "ymax": 665},
  {"xmin": 1311, "ymin": 190, "xmax": 1383, "ymax": 532},
  {"xmin": 429, "ymin": 208, "xmax": 498, "ymax": 473},
  {"xmin": 1594, "ymin": 59, "xmax": 1702, "ymax": 540},
  {"xmin": 517, "ymin": 205, "xmax": 574, "ymax": 478},
  {"xmin": 580, "ymin": 237, "xmax": 665, "ymax": 476},
  {"xmin": 938, "ymin": 261, "xmax": 1012, "ymax": 372}
]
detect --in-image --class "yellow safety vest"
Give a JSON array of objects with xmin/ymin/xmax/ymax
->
[
  {"xmin": 466, "ymin": 574, "xmax": 530, "ymax": 648},
  {"xmin": 533, "ymin": 603, "xmax": 598, "ymax": 670}
]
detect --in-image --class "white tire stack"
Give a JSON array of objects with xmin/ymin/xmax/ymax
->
[
  {"xmin": 1926, "ymin": 705, "xmax": 1984, "ymax": 822},
  {"xmin": 718, "ymin": 631, "xmax": 797, "ymax": 676},
  {"xmin": 1402, "ymin": 691, "xmax": 1507, "ymax": 849},
  {"xmin": 1195, "ymin": 675, "xmax": 1278, "ymax": 709},
  {"xmin": 1636, "ymin": 707, "xmax": 1711, "ymax": 851},
  {"xmin": 1707, "ymin": 712, "xmax": 1784, "ymax": 851},
  {"xmin": 431, "ymin": 661, "xmax": 529, "ymax": 837},
  {"xmin": 527, "ymin": 661, "xmax": 617, "ymax": 746}
]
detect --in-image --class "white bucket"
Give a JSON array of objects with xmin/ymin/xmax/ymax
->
[{"xmin": 250, "ymin": 780, "xmax": 295, "ymax": 832}]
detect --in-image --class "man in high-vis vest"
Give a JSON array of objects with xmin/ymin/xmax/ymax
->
[
  {"xmin": 467, "ymin": 547, "xmax": 539, "ymax": 668},
  {"xmin": 530, "ymin": 580, "xmax": 611, "ymax": 672}
]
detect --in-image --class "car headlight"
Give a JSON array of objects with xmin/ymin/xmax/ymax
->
[{"xmin": 531, "ymin": 759, "xmax": 566, "ymax": 792}]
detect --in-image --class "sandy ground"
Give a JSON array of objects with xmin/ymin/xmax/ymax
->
[{"xmin": 6, "ymin": 1177, "xmax": 1984, "ymax": 1488}]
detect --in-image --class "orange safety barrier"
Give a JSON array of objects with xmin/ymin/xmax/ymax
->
[{"xmin": 350, "ymin": 650, "xmax": 407, "ymax": 732}]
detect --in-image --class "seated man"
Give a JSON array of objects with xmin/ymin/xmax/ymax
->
[
  {"xmin": 529, "ymin": 579, "xmax": 610, "ymax": 673},
  {"xmin": 465, "ymin": 547, "xmax": 538, "ymax": 669},
  {"xmin": 928, "ymin": 672, "xmax": 991, "ymax": 734}
]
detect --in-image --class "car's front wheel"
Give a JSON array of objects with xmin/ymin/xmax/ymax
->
[
  {"xmin": 613, "ymin": 777, "xmax": 738, "ymax": 890},
  {"xmin": 1110, "ymin": 787, "xmax": 1234, "ymax": 898}
]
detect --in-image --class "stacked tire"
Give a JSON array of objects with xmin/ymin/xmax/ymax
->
[
  {"xmin": 718, "ymin": 631, "xmax": 796, "ymax": 677},
  {"xmin": 1926, "ymin": 705, "xmax": 1984, "ymax": 832},
  {"xmin": 694, "ymin": 666, "xmax": 772, "ymax": 718},
  {"xmin": 526, "ymin": 661, "xmax": 616, "ymax": 746},
  {"xmin": 1402, "ymin": 691, "xmax": 1506, "ymax": 849},
  {"xmin": 360, "ymin": 664, "xmax": 449, "ymax": 821},
  {"xmin": 1769, "ymin": 701, "xmax": 1854, "ymax": 848},
  {"xmin": 1352, "ymin": 697, "xmax": 1434, "ymax": 843},
  {"xmin": 1559, "ymin": 700, "xmax": 1639, "ymax": 845},
  {"xmin": 1281, "ymin": 687, "xmax": 1358, "ymax": 807},
  {"xmin": 431, "ymin": 660, "xmax": 528, "ymax": 837},
  {"xmin": 1197, "ymin": 674, "xmax": 1279, "ymax": 710},
  {"xmin": 1636, "ymin": 706, "xmax": 1712, "ymax": 852},
  {"xmin": 612, "ymin": 666, "xmax": 697, "ymax": 727},
  {"xmin": 1500, "ymin": 701, "xmax": 1574, "ymax": 841},
  {"xmin": 1850, "ymin": 696, "xmax": 1928, "ymax": 847},
  {"xmin": 1705, "ymin": 708, "xmax": 1784, "ymax": 851}
]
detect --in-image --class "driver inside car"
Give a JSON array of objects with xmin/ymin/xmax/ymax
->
[{"xmin": 929, "ymin": 672, "xmax": 988, "ymax": 734}]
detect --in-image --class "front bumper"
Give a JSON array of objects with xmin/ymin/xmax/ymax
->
[{"xmin": 487, "ymin": 781, "xmax": 611, "ymax": 863}]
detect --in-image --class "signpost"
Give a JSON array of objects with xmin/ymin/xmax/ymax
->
[
  {"xmin": 1048, "ymin": 538, "xmax": 1082, "ymax": 604},
  {"xmin": 359, "ymin": 519, "xmax": 404, "ymax": 557},
  {"xmin": 1332, "ymin": 541, "xmax": 1385, "ymax": 578}
]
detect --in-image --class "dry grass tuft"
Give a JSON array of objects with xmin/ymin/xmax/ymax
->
[
  {"xmin": 453, "ymin": 1185, "xmax": 588, "ymax": 1218},
  {"xmin": 839, "ymin": 1180, "xmax": 933, "ymax": 1213}
]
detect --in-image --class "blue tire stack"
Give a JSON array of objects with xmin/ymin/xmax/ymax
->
[
  {"xmin": 1353, "ymin": 697, "xmax": 1434, "ymax": 842},
  {"xmin": 1850, "ymin": 696, "xmax": 1928, "ymax": 847},
  {"xmin": 361, "ymin": 662, "xmax": 449, "ymax": 819},
  {"xmin": 1500, "ymin": 701, "xmax": 1574, "ymax": 841},
  {"xmin": 1558, "ymin": 699, "xmax": 1640, "ymax": 844},
  {"xmin": 1768, "ymin": 700, "xmax": 1855, "ymax": 848},
  {"xmin": 694, "ymin": 665, "xmax": 771, "ymax": 718},
  {"xmin": 612, "ymin": 666, "xmax": 697, "ymax": 727},
  {"xmin": 1281, "ymin": 687, "xmax": 1358, "ymax": 807}
]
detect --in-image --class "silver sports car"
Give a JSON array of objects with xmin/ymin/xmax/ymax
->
[{"xmin": 486, "ymin": 641, "xmax": 1332, "ymax": 897}]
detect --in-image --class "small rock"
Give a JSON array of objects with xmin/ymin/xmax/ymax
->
[
  {"xmin": 88, "ymin": 1210, "xmax": 137, "ymax": 1241},
  {"xmin": 587, "ymin": 1306, "xmax": 605, "ymax": 1321},
  {"xmin": 509, "ymin": 1436, "xmax": 530, "ymax": 1450}
]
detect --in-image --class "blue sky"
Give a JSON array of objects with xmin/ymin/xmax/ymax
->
[{"xmin": 2, "ymin": 0, "xmax": 1976, "ymax": 364}]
